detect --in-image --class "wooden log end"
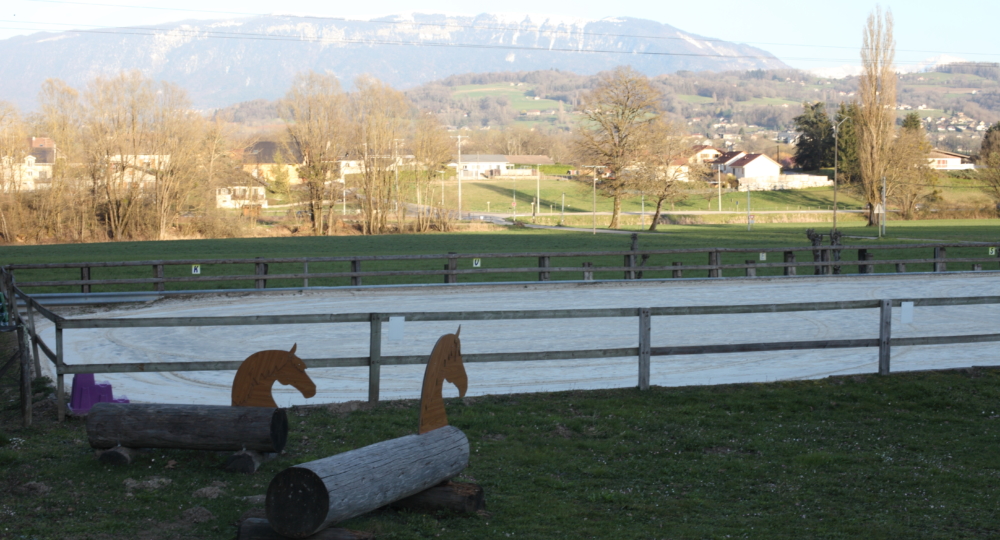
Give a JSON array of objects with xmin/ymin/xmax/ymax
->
[
  {"xmin": 225, "ymin": 450, "xmax": 263, "ymax": 474},
  {"xmin": 391, "ymin": 481, "xmax": 486, "ymax": 514},
  {"xmin": 237, "ymin": 518, "xmax": 372, "ymax": 540},
  {"xmin": 97, "ymin": 446, "xmax": 135, "ymax": 466},
  {"xmin": 266, "ymin": 467, "xmax": 330, "ymax": 538}
]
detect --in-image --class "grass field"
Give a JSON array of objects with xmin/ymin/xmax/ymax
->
[
  {"xmin": 2, "ymin": 220, "xmax": 997, "ymax": 293},
  {"xmin": 451, "ymin": 83, "xmax": 564, "ymax": 112},
  {"xmin": 4, "ymin": 368, "xmax": 1000, "ymax": 539}
]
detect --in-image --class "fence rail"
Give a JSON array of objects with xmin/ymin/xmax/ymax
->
[
  {"xmin": 8, "ymin": 267, "xmax": 1000, "ymax": 422},
  {"xmin": 4, "ymin": 241, "xmax": 1000, "ymax": 293}
]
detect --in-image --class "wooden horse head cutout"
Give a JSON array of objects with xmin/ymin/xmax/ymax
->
[
  {"xmin": 231, "ymin": 344, "xmax": 317, "ymax": 407},
  {"xmin": 418, "ymin": 326, "xmax": 468, "ymax": 434}
]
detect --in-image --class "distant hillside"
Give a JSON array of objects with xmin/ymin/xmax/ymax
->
[{"xmin": 0, "ymin": 13, "xmax": 787, "ymax": 109}]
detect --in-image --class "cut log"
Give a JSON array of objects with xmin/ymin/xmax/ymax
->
[
  {"xmin": 391, "ymin": 481, "xmax": 485, "ymax": 514},
  {"xmin": 267, "ymin": 425, "xmax": 469, "ymax": 538},
  {"xmin": 87, "ymin": 403, "xmax": 287, "ymax": 453},
  {"xmin": 237, "ymin": 518, "xmax": 371, "ymax": 540},
  {"xmin": 97, "ymin": 446, "xmax": 135, "ymax": 466}
]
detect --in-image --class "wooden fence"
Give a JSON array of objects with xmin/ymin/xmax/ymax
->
[
  {"xmin": 4, "ymin": 241, "xmax": 1000, "ymax": 294},
  {"xmin": 5, "ymin": 267, "xmax": 999, "ymax": 422}
]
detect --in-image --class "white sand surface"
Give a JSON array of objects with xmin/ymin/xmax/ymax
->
[{"xmin": 34, "ymin": 273, "xmax": 1000, "ymax": 405}]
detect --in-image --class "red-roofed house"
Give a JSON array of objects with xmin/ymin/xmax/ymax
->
[{"xmin": 727, "ymin": 153, "xmax": 781, "ymax": 179}]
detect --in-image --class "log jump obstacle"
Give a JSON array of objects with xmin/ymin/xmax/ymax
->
[
  {"xmin": 86, "ymin": 403, "xmax": 288, "ymax": 471},
  {"xmin": 265, "ymin": 329, "xmax": 475, "ymax": 538}
]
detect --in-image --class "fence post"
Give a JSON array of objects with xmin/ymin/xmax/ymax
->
[
  {"xmin": 824, "ymin": 249, "xmax": 834, "ymax": 275},
  {"xmin": 153, "ymin": 265, "xmax": 165, "ymax": 292},
  {"xmin": 933, "ymin": 247, "xmax": 947, "ymax": 272},
  {"xmin": 626, "ymin": 233, "xmax": 639, "ymax": 280},
  {"xmin": 303, "ymin": 262, "xmax": 309, "ymax": 288},
  {"xmin": 582, "ymin": 262, "xmax": 593, "ymax": 281},
  {"xmin": 80, "ymin": 267, "xmax": 91, "ymax": 294},
  {"xmin": 538, "ymin": 256, "xmax": 550, "ymax": 281},
  {"xmin": 17, "ymin": 325, "xmax": 31, "ymax": 427},
  {"xmin": 857, "ymin": 250, "xmax": 868, "ymax": 274},
  {"xmin": 368, "ymin": 314, "xmax": 382, "ymax": 404},
  {"xmin": 55, "ymin": 324, "xmax": 64, "ymax": 421},
  {"xmin": 708, "ymin": 251, "xmax": 720, "ymax": 278},
  {"xmin": 745, "ymin": 260, "xmax": 756, "ymax": 277},
  {"xmin": 973, "ymin": 264, "xmax": 982, "ymax": 272},
  {"xmin": 878, "ymin": 299, "xmax": 891, "ymax": 376},
  {"xmin": 255, "ymin": 258, "xmax": 269, "ymax": 289},
  {"xmin": 351, "ymin": 259, "xmax": 362, "ymax": 286},
  {"xmin": 672, "ymin": 262, "xmax": 683, "ymax": 278},
  {"xmin": 638, "ymin": 308, "xmax": 651, "ymax": 391},
  {"xmin": 783, "ymin": 251, "xmax": 796, "ymax": 276},
  {"xmin": 446, "ymin": 253, "xmax": 458, "ymax": 284},
  {"xmin": 896, "ymin": 263, "xmax": 906, "ymax": 273},
  {"xmin": 24, "ymin": 304, "xmax": 40, "ymax": 377}
]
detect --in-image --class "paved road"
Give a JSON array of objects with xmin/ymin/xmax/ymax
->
[{"xmin": 36, "ymin": 273, "xmax": 1000, "ymax": 406}]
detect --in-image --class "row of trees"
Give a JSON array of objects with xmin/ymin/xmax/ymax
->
[{"xmin": 0, "ymin": 70, "xmax": 464, "ymax": 242}]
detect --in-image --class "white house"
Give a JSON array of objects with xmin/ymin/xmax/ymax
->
[
  {"xmin": 449, "ymin": 154, "xmax": 511, "ymax": 179},
  {"xmin": 728, "ymin": 153, "xmax": 782, "ymax": 179},
  {"xmin": 216, "ymin": 186, "xmax": 268, "ymax": 209},
  {"xmin": 0, "ymin": 154, "xmax": 53, "ymax": 192},
  {"xmin": 927, "ymin": 149, "xmax": 975, "ymax": 170},
  {"xmin": 686, "ymin": 145, "xmax": 722, "ymax": 164}
]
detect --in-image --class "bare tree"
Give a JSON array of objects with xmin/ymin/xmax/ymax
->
[
  {"xmin": 856, "ymin": 7, "xmax": 896, "ymax": 226},
  {"xmin": 82, "ymin": 71, "xmax": 159, "ymax": 240},
  {"xmin": 630, "ymin": 119, "xmax": 698, "ymax": 231},
  {"xmin": 281, "ymin": 72, "xmax": 347, "ymax": 235},
  {"xmin": 887, "ymin": 121, "xmax": 934, "ymax": 219},
  {"xmin": 0, "ymin": 102, "xmax": 29, "ymax": 242},
  {"xmin": 352, "ymin": 76, "xmax": 410, "ymax": 235},
  {"xmin": 36, "ymin": 79, "xmax": 86, "ymax": 241},
  {"xmin": 574, "ymin": 67, "xmax": 661, "ymax": 229},
  {"xmin": 981, "ymin": 153, "xmax": 1000, "ymax": 213},
  {"xmin": 410, "ymin": 114, "xmax": 452, "ymax": 231}
]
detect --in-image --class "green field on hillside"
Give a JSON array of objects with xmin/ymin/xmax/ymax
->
[
  {"xmin": 451, "ymin": 83, "xmax": 565, "ymax": 112},
  {"xmin": 5, "ymin": 368, "xmax": 1000, "ymax": 539}
]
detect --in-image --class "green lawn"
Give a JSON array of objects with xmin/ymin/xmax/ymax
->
[
  {"xmin": 2, "ymin": 220, "xmax": 998, "ymax": 293},
  {"xmin": 4, "ymin": 368, "xmax": 1000, "ymax": 539}
]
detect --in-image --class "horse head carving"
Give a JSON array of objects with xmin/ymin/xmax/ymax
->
[
  {"xmin": 231, "ymin": 344, "xmax": 317, "ymax": 408},
  {"xmin": 418, "ymin": 326, "xmax": 468, "ymax": 434}
]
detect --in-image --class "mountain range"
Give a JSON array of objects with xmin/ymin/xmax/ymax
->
[{"xmin": 0, "ymin": 13, "xmax": 788, "ymax": 109}]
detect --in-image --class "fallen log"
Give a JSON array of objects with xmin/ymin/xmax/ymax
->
[
  {"xmin": 87, "ymin": 403, "xmax": 288, "ymax": 453},
  {"xmin": 391, "ymin": 481, "xmax": 485, "ymax": 514},
  {"xmin": 237, "ymin": 518, "xmax": 371, "ymax": 540},
  {"xmin": 266, "ymin": 425, "xmax": 469, "ymax": 538}
]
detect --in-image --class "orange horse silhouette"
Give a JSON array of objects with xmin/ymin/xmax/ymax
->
[
  {"xmin": 418, "ymin": 327, "xmax": 468, "ymax": 434},
  {"xmin": 231, "ymin": 344, "xmax": 317, "ymax": 407}
]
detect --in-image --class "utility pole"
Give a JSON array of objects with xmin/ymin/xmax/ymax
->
[
  {"xmin": 881, "ymin": 175, "xmax": 887, "ymax": 237},
  {"xmin": 592, "ymin": 174, "xmax": 597, "ymax": 235},
  {"xmin": 454, "ymin": 135, "xmax": 465, "ymax": 220},
  {"xmin": 641, "ymin": 195, "xmax": 645, "ymax": 229},
  {"xmin": 717, "ymin": 167, "xmax": 722, "ymax": 212},
  {"xmin": 561, "ymin": 192, "xmax": 565, "ymax": 225}
]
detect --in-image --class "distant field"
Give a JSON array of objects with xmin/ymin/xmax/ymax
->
[
  {"xmin": 675, "ymin": 94, "xmax": 714, "ymax": 104},
  {"xmin": 451, "ymin": 83, "xmax": 565, "ymax": 112}
]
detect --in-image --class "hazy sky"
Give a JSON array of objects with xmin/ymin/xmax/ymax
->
[{"xmin": 3, "ymin": 0, "xmax": 998, "ymax": 71}]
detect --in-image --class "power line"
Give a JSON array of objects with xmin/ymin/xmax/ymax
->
[
  {"xmin": 13, "ymin": 0, "xmax": 1000, "ymax": 59},
  {"xmin": 0, "ymin": 19, "xmax": 982, "ymax": 66}
]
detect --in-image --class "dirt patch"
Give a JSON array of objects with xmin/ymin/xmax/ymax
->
[{"xmin": 124, "ymin": 476, "xmax": 172, "ymax": 493}]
